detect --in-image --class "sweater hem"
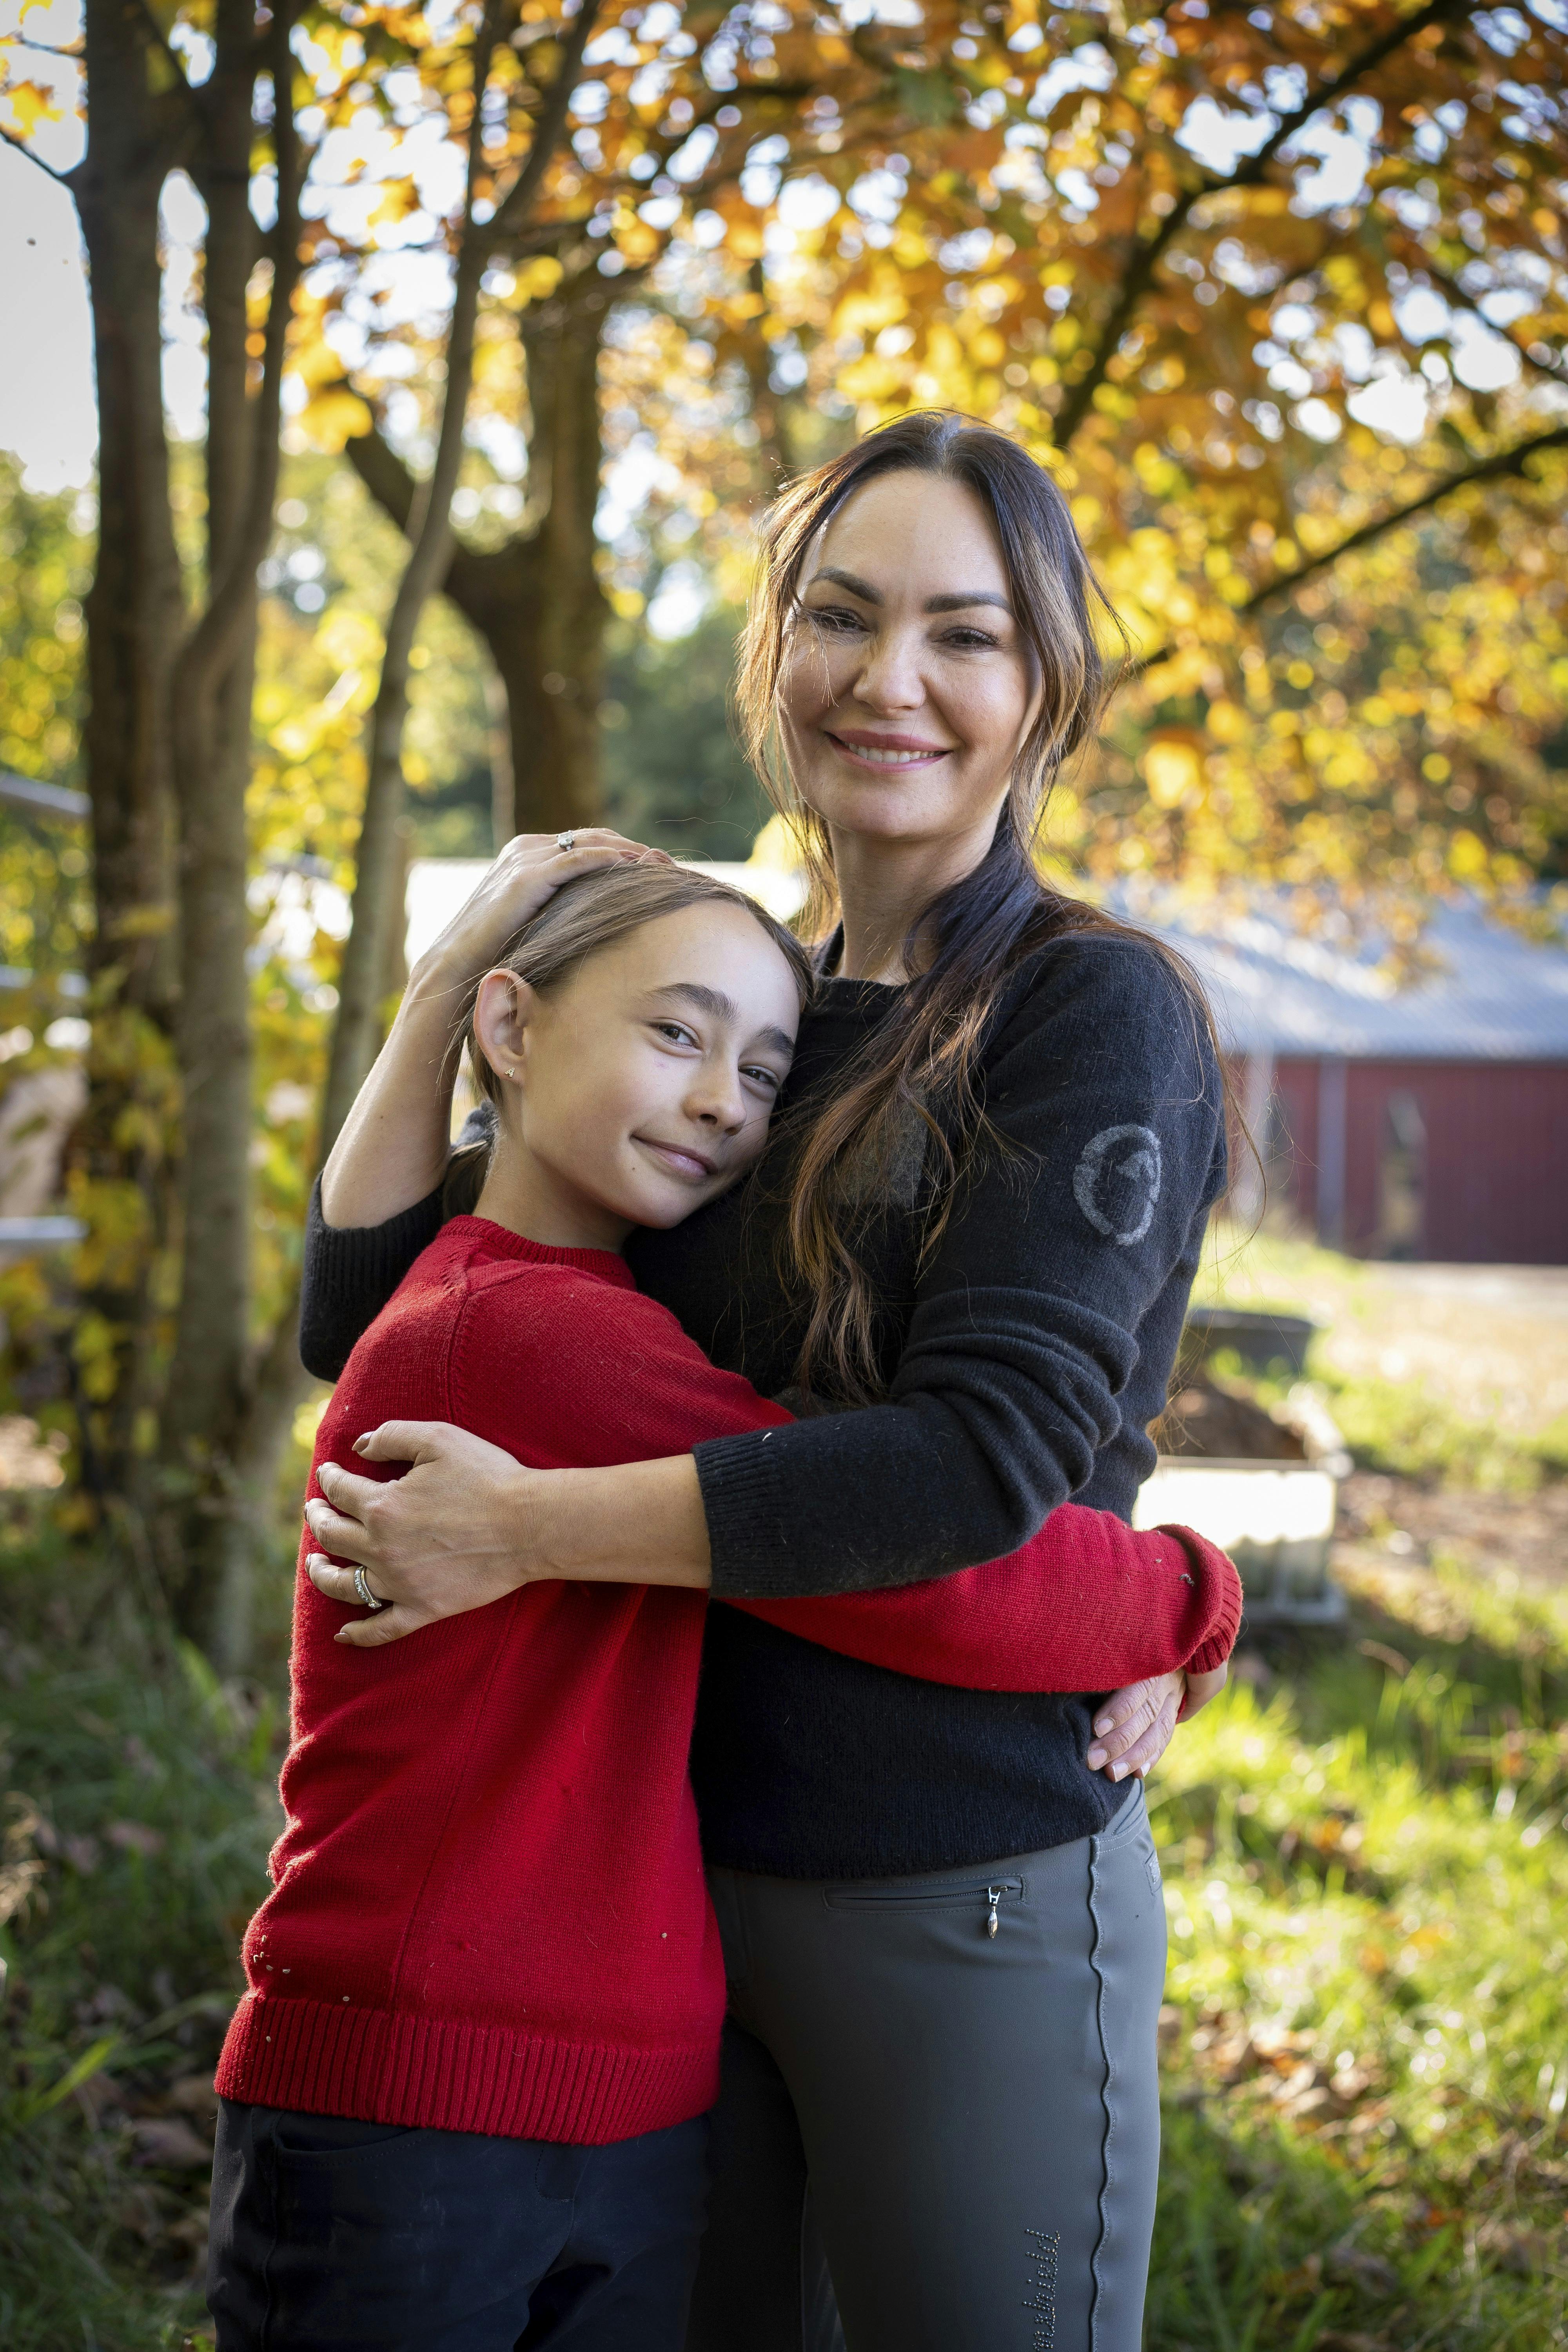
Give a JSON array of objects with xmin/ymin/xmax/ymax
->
[{"xmin": 215, "ymin": 1993, "xmax": 720, "ymax": 2147}]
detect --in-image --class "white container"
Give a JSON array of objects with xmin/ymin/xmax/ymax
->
[{"xmin": 1133, "ymin": 1457, "xmax": 1346, "ymax": 1626}]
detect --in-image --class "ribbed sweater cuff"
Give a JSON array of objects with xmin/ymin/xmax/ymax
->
[
  {"xmin": 695, "ymin": 1431, "xmax": 794, "ymax": 1599},
  {"xmin": 1171, "ymin": 1528, "xmax": 1245, "ymax": 1686},
  {"xmin": 216, "ymin": 1993, "xmax": 720, "ymax": 2149}
]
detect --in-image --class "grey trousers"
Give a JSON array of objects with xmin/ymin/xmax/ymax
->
[{"xmin": 687, "ymin": 1786, "xmax": 1167, "ymax": 2352}]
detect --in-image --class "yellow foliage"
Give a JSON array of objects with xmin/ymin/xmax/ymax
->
[
  {"xmin": 1143, "ymin": 738, "xmax": 1202, "ymax": 809},
  {"xmin": 295, "ymin": 385, "xmax": 373, "ymax": 453},
  {"xmin": 512, "ymin": 256, "xmax": 564, "ymax": 307},
  {"xmin": 0, "ymin": 77, "xmax": 60, "ymax": 140}
]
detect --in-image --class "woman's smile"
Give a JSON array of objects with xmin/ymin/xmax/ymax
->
[{"xmin": 822, "ymin": 727, "xmax": 955, "ymax": 771}]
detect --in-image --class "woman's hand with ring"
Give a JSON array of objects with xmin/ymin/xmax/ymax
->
[
  {"xmin": 408, "ymin": 829, "xmax": 670, "ymax": 1001},
  {"xmin": 305, "ymin": 1422, "xmax": 540, "ymax": 1648}
]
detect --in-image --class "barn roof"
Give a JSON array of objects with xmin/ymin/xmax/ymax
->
[
  {"xmin": 404, "ymin": 861, "xmax": 1568, "ymax": 1065},
  {"xmin": 1111, "ymin": 889, "xmax": 1568, "ymax": 1063}
]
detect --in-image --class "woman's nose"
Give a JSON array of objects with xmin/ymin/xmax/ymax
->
[{"xmin": 850, "ymin": 624, "xmax": 926, "ymax": 712}]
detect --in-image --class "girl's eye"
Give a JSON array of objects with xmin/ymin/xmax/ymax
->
[
  {"xmin": 742, "ymin": 1065, "xmax": 782, "ymax": 1093},
  {"xmin": 805, "ymin": 603, "xmax": 866, "ymax": 634},
  {"xmin": 652, "ymin": 1021, "xmax": 698, "ymax": 1047},
  {"xmin": 941, "ymin": 626, "xmax": 1001, "ymax": 651}
]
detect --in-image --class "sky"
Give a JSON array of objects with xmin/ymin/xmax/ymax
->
[{"xmin": 0, "ymin": 144, "xmax": 96, "ymax": 490}]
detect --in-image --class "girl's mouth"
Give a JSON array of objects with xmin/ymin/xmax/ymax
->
[
  {"xmin": 824, "ymin": 729, "xmax": 953, "ymax": 771},
  {"xmin": 635, "ymin": 1138, "xmax": 717, "ymax": 1184}
]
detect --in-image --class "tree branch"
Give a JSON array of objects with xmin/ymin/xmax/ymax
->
[
  {"xmin": 1405, "ymin": 250, "xmax": 1568, "ymax": 387},
  {"xmin": 1055, "ymin": 0, "xmax": 1474, "ymax": 448},
  {"xmin": 171, "ymin": 0, "xmax": 306, "ymax": 710},
  {"xmin": 488, "ymin": 0, "xmax": 607, "ymax": 240},
  {"xmin": 1133, "ymin": 423, "xmax": 1568, "ymax": 671},
  {"xmin": 320, "ymin": 0, "xmax": 527, "ymax": 1154},
  {"xmin": 127, "ymin": 0, "xmax": 211, "ymax": 140},
  {"xmin": 0, "ymin": 118, "xmax": 72, "ymax": 184}
]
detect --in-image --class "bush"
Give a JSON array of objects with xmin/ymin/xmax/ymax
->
[{"xmin": 1, "ymin": 1528, "xmax": 279, "ymax": 2350}]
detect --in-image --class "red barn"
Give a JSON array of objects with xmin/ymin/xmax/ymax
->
[{"xmin": 1120, "ymin": 894, "xmax": 1568, "ymax": 1265}]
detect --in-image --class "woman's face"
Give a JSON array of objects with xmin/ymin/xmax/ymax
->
[{"xmin": 779, "ymin": 470, "xmax": 1040, "ymax": 856}]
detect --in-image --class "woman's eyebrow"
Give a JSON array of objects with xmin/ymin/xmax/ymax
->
[
  {"xmin": 925, "ymin": 591, "xmax": 1013, "ymax": 615},
  {"xmin": 808, "ymin": 567, "xmax": 1010, "ymax": 616},
  {"xmin": 648, "ymin": 982, "xmax": 795, "ymax": 1059}
]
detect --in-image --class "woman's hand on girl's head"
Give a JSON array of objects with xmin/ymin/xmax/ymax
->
[
  {"xmin": 408, "ymin": 831, "xmax": 670, "ymax": 998},
  {"xmin": 1085, "ymin": 1671, "xmax": 1186, "ymax": 1782},
  {"xmin": 305, "ymin": 1423, "xmax": 537, "ymax": 1648}
]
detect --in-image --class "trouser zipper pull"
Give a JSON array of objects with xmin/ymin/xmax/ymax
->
[{"xmin": 986, "ymin": 1887, "xmax": 1002, "ymax": 1939}]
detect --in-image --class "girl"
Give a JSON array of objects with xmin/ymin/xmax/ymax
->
[
  {"xmin": 210, "ymin": 862, "xmax": 1238, "ymax": 2351},
  {"xmin": 280, "ymin": 413, "xmax": 1237, "ymax": 2350}
]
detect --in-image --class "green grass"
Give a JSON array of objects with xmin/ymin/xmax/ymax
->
[
  {"xmin": 1146, "ymin": 1587, "xmax": 1568, "ymax": 2352},
  {"xmin": 5, "ymin": 1413, "xmax": 1568, "ymax": 2348},
  {"xmin": 1, "ymin": 1521, "xmax": 280, "ymax": 2350}
]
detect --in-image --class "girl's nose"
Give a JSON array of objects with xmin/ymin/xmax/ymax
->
[{"xmin": 686, "ymin": 1062, "xmax": 748, "ymax": 1135}]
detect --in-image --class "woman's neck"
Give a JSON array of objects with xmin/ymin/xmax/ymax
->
[{"xmin": 830, "ymin": 815, "xmax": 1002, "ymax": 982}]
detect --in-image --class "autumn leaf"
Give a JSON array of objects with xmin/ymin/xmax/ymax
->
[{"xmin": 1, "ymin": 76, "xmax": 62, "ymax": 140}]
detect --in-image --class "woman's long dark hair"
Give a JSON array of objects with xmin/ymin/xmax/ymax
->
[{"xmin": 735, "ymin": 410, "xmax": 1232, "ymax": 1405}]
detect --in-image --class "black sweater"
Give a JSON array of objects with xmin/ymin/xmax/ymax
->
[{"xmin": 299, "ymin": 931, "xmax": 1226, "ymax": 1876}]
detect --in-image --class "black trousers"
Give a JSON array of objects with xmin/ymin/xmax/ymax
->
[
  {"xmin": 207, "ymin": 2101, "xmax": 709, "ymax": 2352},
  {"xmin": 689, "ymin": 1784, "xmax": 1168, "ymax": 2352}
]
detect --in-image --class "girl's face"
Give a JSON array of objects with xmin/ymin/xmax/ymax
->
[
  {"xmin": 473, "ymin": 901, "xmax": 801, "ymax": 1252},
  {"xmin": 779, "ymin": 470, "xmax": 1040, "ymax": 856}
]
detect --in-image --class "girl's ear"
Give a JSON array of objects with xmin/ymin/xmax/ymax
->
[{"xmin": 472, "ymin": 969, "xmax": 538, "ymax": 1087}]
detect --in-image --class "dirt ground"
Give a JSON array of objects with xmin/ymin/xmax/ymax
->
[
  {"xmin": 1198, "ymin": 1230, "xmax": 1568, "ymax": 1447},
  {"xmin": 1335, "ymin": 1470, "xmax": 1568, "ymax": 1590}
]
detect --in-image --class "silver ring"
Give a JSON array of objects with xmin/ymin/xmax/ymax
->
[
  {"xmin": 556, "ymin": 830, "xmax": 575, "ymax": 852},
  {"xmin": 353, "ymin": 1566, "xmax": 385, "ymax": 1612}
]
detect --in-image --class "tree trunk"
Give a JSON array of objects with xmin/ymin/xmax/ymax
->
[
  {"xmin": 160, "ymin": 7, "xmax": 263, "ymax": 1638},
  {"xmin": 158, "ymin": 2, "xmax": 307, "ymax": 1666},
  {"xmin": 345, "ymin": 266, "xmax": 614, "ymax": 840},
  {"xmin": 65, "ymin": 0, "xmax": 191, "ymax": 1499},
  {"xmin": 514, "ymin": 269, "xmax": 615, "ymax": 831}
]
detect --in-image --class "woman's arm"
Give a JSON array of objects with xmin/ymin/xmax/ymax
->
[
  {"xmin": 306, "ymin": 1275, "xmax": 1240, "ymax": 1702},
  {"xmin": 693, "ymin": 936, "xmax": 1229, "ymax": 1599}
]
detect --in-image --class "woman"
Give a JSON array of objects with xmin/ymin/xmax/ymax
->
[{"xmin": 295, "ymin": 413, "xmax": 1230, "ymax": 2351}]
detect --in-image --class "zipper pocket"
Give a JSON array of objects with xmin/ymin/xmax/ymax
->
[{"xmin": 824, "ymin": 1876, "xmax": 1024, "ymax": 1937}]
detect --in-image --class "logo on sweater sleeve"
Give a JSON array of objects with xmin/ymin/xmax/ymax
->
[{"xmin": 1073, "ymin": 1124, "xmax": 1163, "ymax": 1245}]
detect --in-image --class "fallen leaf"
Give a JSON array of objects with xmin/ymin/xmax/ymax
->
[
  {"xmin": 132, "ymin": 2117, "xmax": 212, "ymax": 2169},
  {"xmin": 106, "ymin": 1820, "xmax": 164, "ymax": 1858},
  {"xmin": 166, "ymin": 2072, "xmax": 220, "ymax": 2116}
]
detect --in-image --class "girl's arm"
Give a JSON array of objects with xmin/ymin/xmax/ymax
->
[
  {"xmin": 311, "ymin": 1283, "xmax": 1241, "ymax": 1702},
  {"xmin": 736, "ymin": 1515, "xmax": 1240, "ymax": 1693}
]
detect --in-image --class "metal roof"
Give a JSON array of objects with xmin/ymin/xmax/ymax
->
[
  {"xmin": 404, "ymin": 860, "xmax": 1568, "ymax": 1065},
  {"xmin": 1110, "ymin": 889, "xmax": 1568, "ymax": 1062}
]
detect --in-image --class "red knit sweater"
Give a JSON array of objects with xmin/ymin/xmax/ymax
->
[{"xmin": 216, "ymin": 1218, "xmax": 1239, "ymax": 2145}]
